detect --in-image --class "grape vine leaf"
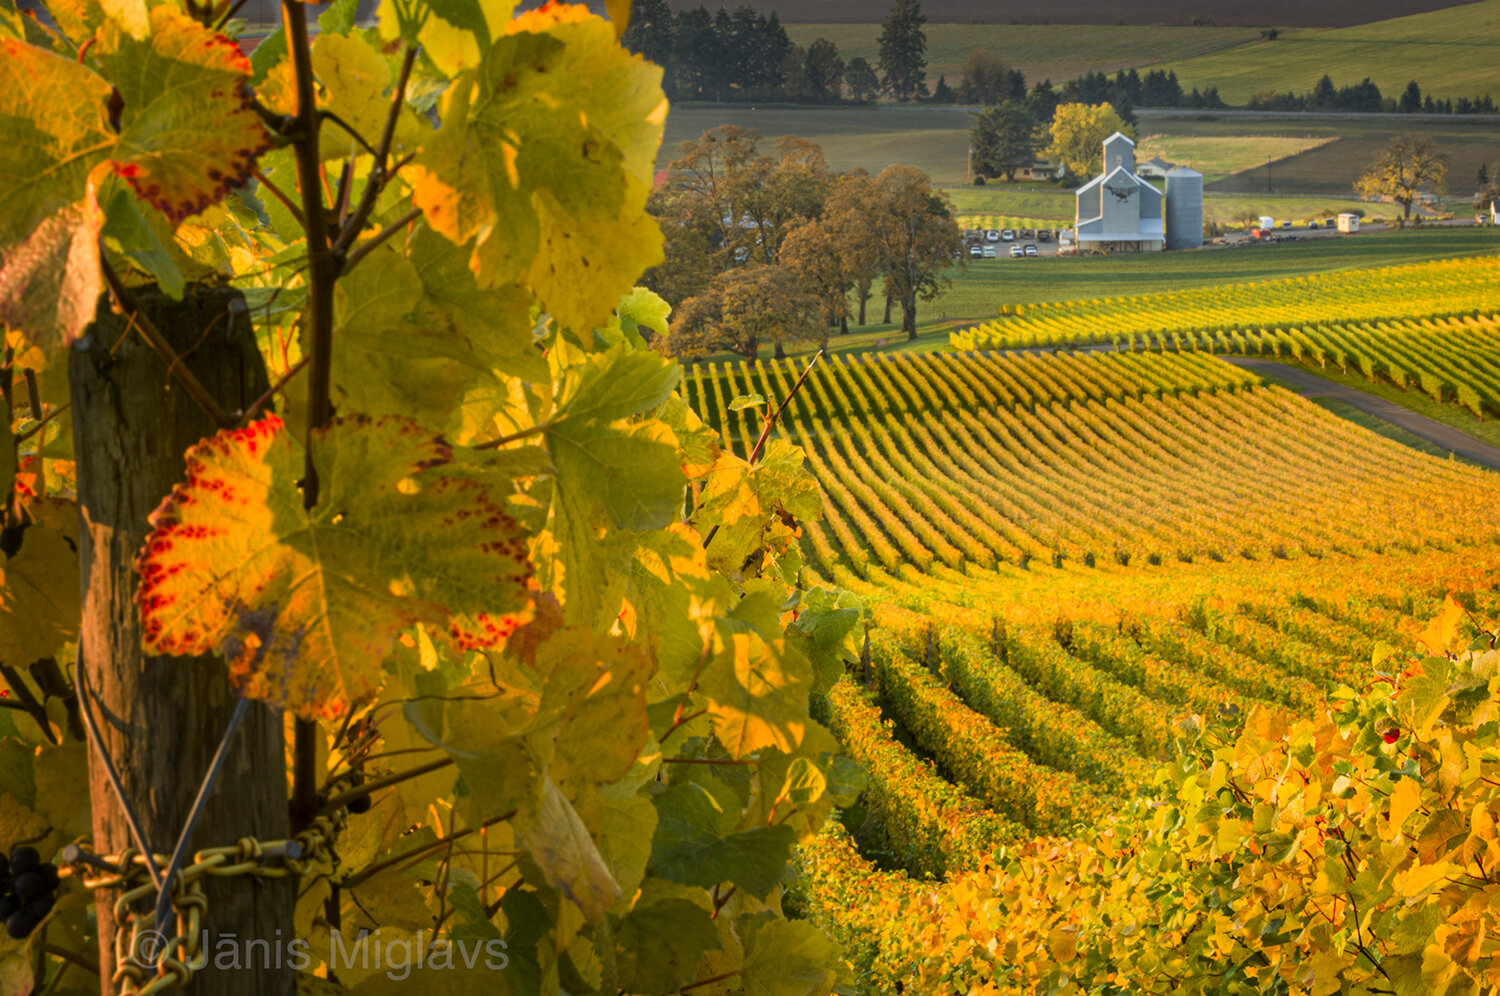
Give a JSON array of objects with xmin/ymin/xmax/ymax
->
[
  {"xmin": 649, "ymin": 782, "xmax": 798, "ymax": 898},
  {"xmin": 699, "ymin": 592, "xmax": 817, "ymax": 759},
  {"xmin": 135, "ymin": 414, "xmax": 534, "ymax": 719},
  {"xmin": 557, "ymin": 341, "xmax": 680, "ymax": 424},
  {"xmin": 616, "ymin": 897, "xmax": 720, "ymax": 994},
  {"xmin": 739, "ymin": 919, "xmax": 840, "ymax": 996},
  {"xmin": 94, "ymin": 8, "xmax": 270, "ymax": 222},
  {"xmin": 0, "ymin": 500, "xmax": 81, "ymax": 666},
  {"xmin": 409, "ymin": 11, "xmax": 666, "ymax": 333},
  {"xmin": 0, "ymin": 41, "xmax": 113, "ymax": 247},
  {"xmin": 309, "ymin": 32, "xmax": 425, "ymax": 162},
  {"xmin": 1, "ymin": 392, "xmax": 13, "ymax": 501},
  {"xmin": 516, "ymin": 775, "xmax": 620, "ymax": 924}
]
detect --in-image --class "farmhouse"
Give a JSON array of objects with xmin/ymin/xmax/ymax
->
[{"xmin": 1073, "ymin": 133, "xmax": 1203, "ymax": 253}]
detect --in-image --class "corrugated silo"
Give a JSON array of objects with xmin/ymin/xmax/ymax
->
[{"xmin": 1165, "ymin": 167, "xmax": 1204, "ymax": 250}]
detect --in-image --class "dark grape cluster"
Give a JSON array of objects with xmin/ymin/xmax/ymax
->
[{"xmin": 1, "ymin": 846, "xmax": 60, "ymax": 939}]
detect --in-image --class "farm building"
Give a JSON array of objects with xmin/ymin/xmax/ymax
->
[
  {"xmin": 1134, "ymin": 156, "xmax": 1176, "ymax": 180},
  {"xmin": 1073, "ymin": 134, "xmax": 1203, "ymax": 253}
]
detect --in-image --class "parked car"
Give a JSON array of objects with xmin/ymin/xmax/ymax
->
[
  {"xmin": 1307, "ymin": 220, "xmax": 1320, "ymax": 229},
  {"xmin": 1024, "ymin": 244, "xmax": 1038, "ymax": 256},
  {"xmin": 1280, "ymin": 220, "xmax": 1292, "ymax": 229},
  {"xmin": 969, "ymin": 245, "xmax": 983, "ymax": 258},
  {"xmin": 1009, "ymin": 244, "xmax": 1023, "ymax": 257},
  {"xmin": 982, "ymin": 245, "xmax": 997, "ymax": 258},
  {"xmin": 1001, "ymin": 229, "xmax": 1016, "ymax": 241},
  {"xmin": 1037, "ymin": 230, "xmax": 1051, "ymax": 242},
  {"xmin": 1020, "ymin": 228, "xmax": 1034, "ymax": 239},
  {"xmin": 985, "ymin": 230, "xmax": 1000, "ymax": 242}
]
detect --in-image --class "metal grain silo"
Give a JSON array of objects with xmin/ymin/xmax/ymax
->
[{"xmin": 1165, "ymin": 167, "xmax": 1204, "ymax": 250}]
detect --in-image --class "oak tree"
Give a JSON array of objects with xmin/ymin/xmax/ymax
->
[
  {"xmin": 1355, "ymin": 135, "xmax": 1449, "ymax": 222},
  {"xmin": 971, "ymin": 101, "xmax": 1040, "ymax": 181},
  {"xmin": 863, "ymin": 165, "xmax": 964, "ymax": 340}
]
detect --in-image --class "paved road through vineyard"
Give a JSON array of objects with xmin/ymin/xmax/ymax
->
[{"xmin": 1223, "ymin": 356, "xmax": 1500, "ymax": 470}]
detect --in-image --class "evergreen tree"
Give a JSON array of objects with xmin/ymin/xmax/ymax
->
[
  {"xmin": 877, "ymin": 0, "xmax": 928, "ymax": 102},
  {"xmin": 1400, "ymin": 80, "xmax": 1422, "ymax": 113},
  {"xmin": 846, "ymin": 56, "xmax": 881, "ymax": 102},
  {"xmin": 804, "ymin": 39, "xmax": 846, "ymax": 102},
  {"xmin": 622, "ymin": 0, "xmax": 674, "ymax": 85},
  {"xmin": 931, "ymin": 75, "xmax": 956, "ymax": 104},
  {"xmin": 970, "ymin": 100, "xmax": 1039, "ymax": 181}
]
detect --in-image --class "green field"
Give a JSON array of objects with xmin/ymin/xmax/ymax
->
[
  {"xmin": 662, "ymin": 105, "xmax": 1489, "ymax": 204},
  {"xmin": 782, "ymin": 23, "xmax": 1261, "ymax": 94},
  {"xmin": 1152, "ymin": 0, "xmax": 1500, "ymax": 105},
  {"xmin": 1134, "ymin": 134, "xmax": 1336, "ymax": 183}
]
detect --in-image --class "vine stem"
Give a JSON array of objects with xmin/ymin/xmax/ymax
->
[
  {"xmin": 341, "ymin": 206, "xmax": 422, "ymax": 273},
  {"xmin": 341, "ymin": 810, "xmax": 515, "ymax": 891},
  {"xmin": 282, "ymin": 0, "xmax": 334, "ymax": 832},
  {"xmin": 235, "ymin": 356, "xmax": 310, "ymax": 427},
  {"xmin": 150, "ymin": 697, "xmax": 251, "ymax": 935},
  {"xmin": 679, "ymin": 969, "xmax": 739, "ymax": 992},
  {"xmin": 99, "ymin": 257, "xmax": 233, "ymax": 429},
  {"xmin": 333, "ymin": 44, "xmax": 419, "ymax": 261},
  {"xmin": 701, "ymin": 347, "xmax": 823, "ymax": 550},
  {"xmin": 321, "ymin": 756, "xmax": 454, "ymax": 812}
]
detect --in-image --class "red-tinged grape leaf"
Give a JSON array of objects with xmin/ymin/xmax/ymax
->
[
  {"xmin": 409, "ymin": 10, "xmax": 666, "ymax": 332},
  {"xmin": 134, "ymin": 414, "xmax": 535, "ymax": 720},
  {"xmin": 0, "ymin": 41, "xmax": 114, "ymax": 247},
  {"xmin": 94, "ymin": 8, "xmax": 270, "ymax": 223},
  {"xmin": 0, "ymin": 499, "xmax": 81, "ymax": 668}
]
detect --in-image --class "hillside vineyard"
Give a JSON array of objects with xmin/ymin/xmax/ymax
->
[{"xmin": 685, "ymin": 351, "xmax": 1498, "ymax": 575}]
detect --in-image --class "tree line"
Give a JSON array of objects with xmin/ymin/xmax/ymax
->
[
  {"xmin": 625, "ymin": 0, "xmax": 1495, "ymax": 116},
  {"xmin": 643, "ymin": 127, "xmax": 964, "ymax": 359}
]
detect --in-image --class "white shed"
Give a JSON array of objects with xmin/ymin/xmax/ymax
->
[{"xmin": 1337, "ymin": 213, "xmax": 1360, "ymax": 233}]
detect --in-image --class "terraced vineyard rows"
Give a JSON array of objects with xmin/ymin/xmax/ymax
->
[
  {"xmin": 950, "ymin": 254, "xmax": 1500, "ymax": 351},
  {"xmin": 684, "ymin": 350, "xmax": 1500, "ymax": 579}
]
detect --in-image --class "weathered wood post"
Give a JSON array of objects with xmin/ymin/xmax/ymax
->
[{"xmin": 71, "ymin": 288, "xmax": 293, "ymax": 996}]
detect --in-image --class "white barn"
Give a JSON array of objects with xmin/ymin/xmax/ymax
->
[{"xmin": 1073, "ymin": 133, "xmax": 1165, "ymax": 253}]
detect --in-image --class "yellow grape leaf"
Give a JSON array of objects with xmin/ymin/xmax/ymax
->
[
  {"xmin": 409, "ymin": 9, "xmax": 666, "ymax": 332},
  {"xmin": 604, "ymin": 0, "xmax": 629, "ymax": 39},
  {"xmin": 700, "ymin": 607, "xmax": 816, "ymax": 759},
  {"xmin": 0, "ymin": 499, "xmax": 80, "ymax": 666},
  {"xmin": 1388, "ymin": 776, "xmax": 1422, "ymax": 838},
  {"xmin": 95, "ymin": 8, "xmax": 270, "ymax": 222},
  {"xmin": 311, "ymin": 32, "xmax": 425, "ymax": 162},
  {"xmin": 1417, "ymin": 594, "xmax": 1467, "ymax": 656},
  {"xmin": 135, "ymin": 414, "xmax": 534, "ymax": 719},
  {"xmin": 0, "ymin": 41, "xmax": 115, "ymax": 247}
]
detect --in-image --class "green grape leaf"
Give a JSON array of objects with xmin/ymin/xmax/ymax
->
[
  {"xmin": 409, "ymin": 12, "xmax": 665, "ymax": 332},
  {"xmin": 248, "ymin": 25, "xmax": 286, "ymax": 85},
  {"xmin": 739, "ymin": 919, "xmax": 839, "ymax": 996},
  {"xmin": 599, "ymin": 786, "xmax": 657, "ymax": 903},
  {"xmin": 95, "ymin": 8, "xmax": 270, "ymax": 222},
  {"xmin": 100, "ymin": 0, "xmax": 148, "ymax": 40},
  {"xmin": 317, "ymin": 0, "xmax": 358, "ymax": 35},
  {"xmin": 616, "ymin": 285, "xmax": 671, "ymax": 340},
  {"xmin": 408, "ymin": 223, "xmax": 544, "ymax": 381},
  {"xmin": 517, "ymin": 776, "xmax": 620, "ymax": 923},
  {"xmin": 649, "ymin": 782, "xmax": 797, "ymax": 898},
  {"xmin": 549, "ymin": 418, "xmax": 684, "ymax": 533},
  {"xmin": 100, "ymin": 184, "xmax": 186, "ymax": 298},
  {"xmin": 135, "ymin": 414, "xmax": 535, "ymax": 719},
  {"xmin": 617, "ymin": 898, "xmax": 720, "ymax": 994},
  {"xmin": 728, "ymin": 395, "xmax": 766, "ymax": 413},
  {"xmin": 0, "ymin": 500, "xmax": 81, "ymax": 666},
  {"xmin": 557, "ymin": 342, "xmax": 680, "ymax": 424}
]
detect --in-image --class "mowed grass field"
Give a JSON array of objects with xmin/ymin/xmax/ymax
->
[
  {"xmin": 1133, "ymin": 134, "xmax": 1336, "ymax": 184},
  {"xmin": 782, "ymin": 23, "xmax": 1260, "ymax": 93},
  {"xmin": 1151, "ymin": 0, "xmax": 1500, "ymax": 105}
]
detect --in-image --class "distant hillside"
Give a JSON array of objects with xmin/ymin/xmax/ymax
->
[
  {"xmin": 1150, "ymin": 1, "xmax": 1500, "ymax": 105},
  {"xmin": 666, "ymin": 0, "xmax": 1469, "ymax": 28}
]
